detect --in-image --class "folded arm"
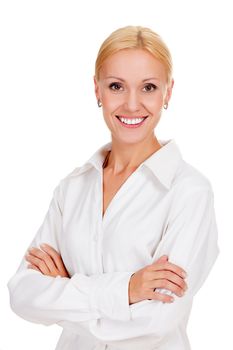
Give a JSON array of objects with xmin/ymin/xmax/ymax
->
[
  {"xmin": 7, "ymin": 181, "xmax": 134, "ymax": 325},
  {"xmin": 86, "ymin": 185, "xmax": 219, "ymax": 344},
  {"xmin": 8, "ymin": 181, "xmax": 219, "ymax": 345}
]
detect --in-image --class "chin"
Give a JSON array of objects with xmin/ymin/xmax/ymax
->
[{"xmin": 113, "ymin": 133, "xmax": 148, "ymax": 145}]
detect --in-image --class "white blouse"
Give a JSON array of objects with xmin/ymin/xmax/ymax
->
[{"xmin": 7, "ymin": 138, "xmax": 219, "ymax": 350}]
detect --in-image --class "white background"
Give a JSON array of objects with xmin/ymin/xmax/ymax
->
[{"xmin": 0, "ymin": 0, "xmax": 232, "ymax": 349}]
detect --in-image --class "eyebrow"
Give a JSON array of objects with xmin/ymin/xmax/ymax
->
[{"xmin": 104, "ymin": 76, "xmax": 160, "ymax": 82}]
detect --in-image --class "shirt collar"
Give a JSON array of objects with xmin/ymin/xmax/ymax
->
[{"xmin": 73, "ymin": 139, "xmax": 183, "ymax": 190}]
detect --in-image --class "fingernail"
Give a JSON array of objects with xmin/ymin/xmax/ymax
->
[{"xmin": 182, "ymin": 271, "xmax": 187, "ymax": 278}]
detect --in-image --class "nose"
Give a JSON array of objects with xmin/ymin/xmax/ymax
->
[{"xmin": 124, "ymin": 90, "xmax": 141, "ymax": 112}]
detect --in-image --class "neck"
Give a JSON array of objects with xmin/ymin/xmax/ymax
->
[{"xmin": 105, "ymin": 134, "xmax": 162, "ymax": 175}]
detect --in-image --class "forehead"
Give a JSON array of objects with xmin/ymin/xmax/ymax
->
[{"xmin": 99, "ymin": 48, "xmax": 166, "ymax": 82}]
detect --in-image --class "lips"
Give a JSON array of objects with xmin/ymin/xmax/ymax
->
[
  {"xmin": 116, "ymin": 115, "xmax": 148, "ymax": 119},
  {"xmin": 115, "ymin": 115, "xmax": 148, "ymax": 128}
]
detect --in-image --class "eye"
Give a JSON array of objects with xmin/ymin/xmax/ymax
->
[
  {"xmin": 143, "ymin": 83, "xmax": 157, "ymax": 92},
  {"xmin": 109, "ymin": 82, "xmax": 123, "ymax": 91}
]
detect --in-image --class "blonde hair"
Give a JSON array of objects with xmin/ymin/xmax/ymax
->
[{"xmin": 95, "ymin": 25, "xmax": 173, "ymax": 85}]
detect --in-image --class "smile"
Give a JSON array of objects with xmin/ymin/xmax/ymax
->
[{"xmin": 115, "ymin": 115, "xmax": 148, "ymax": 128}]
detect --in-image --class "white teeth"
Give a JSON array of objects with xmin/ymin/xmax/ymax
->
[{"xmin": 118, "ymin": 116, "xmax": 146, "ymax": 125}]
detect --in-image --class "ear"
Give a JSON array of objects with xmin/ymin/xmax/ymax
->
[
  {"xmin": 93, "ymin": 75, "xmax": 100, "ymax": 100},
  {"xmin": 165, "ymin": 78, "xmax": 174, "ymax": 104}
]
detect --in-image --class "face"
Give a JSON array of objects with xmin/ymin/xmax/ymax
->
[{"xmin": 94, "ymin": 48, "xmax": 174, "ymax": 145}]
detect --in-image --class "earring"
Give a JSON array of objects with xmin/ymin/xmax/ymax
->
[
  {"xmin": 97, "ymin": 99, "xmax": 102, "ymax": 107},
  {"xmin": 163, "ymin": 103, "xmax": 168, "ymax": 109}
]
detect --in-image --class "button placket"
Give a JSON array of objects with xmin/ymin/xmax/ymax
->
[
  {"xmin": 92, "ymin": 173, "xmax": 105, "ymax": 272},
  {"xmin": 93, "ymin": 176, "xmax": 101, "ymax": 243}
]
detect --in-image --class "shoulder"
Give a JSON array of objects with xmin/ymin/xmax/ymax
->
[
  {"xmin": 61, "ymin": 166, "xmax": 84, "ymax": 180},
  {"xmin": 167, "ymin": 160, "xmax": 216, "ymax": 224},
  {"xmin": 168, "ymin": 159, "xmax": 215, "ymax": 214},
  {"xmin": 173, "ymin": 158, "xmax": 213, "ymax": 195},
  {"xmin": 55, "ymin": 161, "xmax": 98, "ymax": 200},
  {"xmin": 50, "ymin": 166, "xmax": 88, "ymax": 211},
  {"xmin": 58, "ymin": 165, "xmax": 87, "ymax": 189}
]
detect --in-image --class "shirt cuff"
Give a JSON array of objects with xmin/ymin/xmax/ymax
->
[
  {"xmin": 92, "ymin": 271, "xmax": 134, "ymax": 321},
  {"xmin": 73, "ymin": 271, "xmax": 133, "ymax": 321}
]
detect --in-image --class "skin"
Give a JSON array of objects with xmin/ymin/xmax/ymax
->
[
  {"xmin": 94, "ymin": 48, "xmax": 174, "ymax": 174},
  {"xmin": 25, "ymin": 244, "xmax": 70, "ymax": 278},
  {"xmin": 26, "ymin": 48, "xmax": 188, "ymax": 304}
]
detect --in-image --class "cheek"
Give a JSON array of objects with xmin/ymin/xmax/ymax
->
[
  {"xmin": 152, "ymin": 102, "xmax": 163, "ymax": 112},
  {"xmin": 147, "ymin": 93, "xmax": 164, "ymax": 109},
  {"xmin": 102, "ymin": 94, "xmax": 121, "ymax": 112},
  {"xmin": 101, "ymin": 90, "xmax": 164, "ymax": 112}
]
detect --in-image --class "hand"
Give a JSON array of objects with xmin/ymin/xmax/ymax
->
[
  {"xmin": 25, "ymin": 243, "xmax": 70, "ymax": 278},
  {"xmin": 128, "ymin": 255, "xmax": 188, "ymax": 305}
]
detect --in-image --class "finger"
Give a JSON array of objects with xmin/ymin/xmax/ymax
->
[
  {"xmin": 27, "ymin": 264, "xmax": 40, "ymax": 272},
  {"xmin": 157, "ymin": 255, "xmax": 168, "ymax": 262},
  {"xmin": 40, "ymin": 243, "xmax": 66, "ymax": 272},
  {"xmin": 25, "ymin": 253, "xmax": 50, "ymax": 275},
  {"xmin": 147, "ymin": 290, "xmax": 174, "ymax": 303},
  {"xmin": 28, "ymin": 247, "xmax": 58, "ymax": 274},
  {"xmin": 150, "ymin": 261, "xmax": 187, "ymax": 279},
  {"xmin": 147, "ymin": 270, "xmax": 188, "ymax": 291},
  {"xmin": 149, "ymin": 279, "xmax": 185, "ymax": 297}
]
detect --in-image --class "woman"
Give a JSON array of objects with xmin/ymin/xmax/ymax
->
[{"xmin": 8, "ymin": 25, "xmax": 219, "ymax": 350}]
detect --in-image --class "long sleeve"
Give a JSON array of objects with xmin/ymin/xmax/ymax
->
[
  {"xmin": 84, "ymin": 185, "xmax": 220, "ymax": 345},
  {"xmin": 7, "ymin": 181, "xmax": 134, "ymax": 326},
  {"xmin": 7, "ymin": 141, "xmax": 220, "ymax": 349}
]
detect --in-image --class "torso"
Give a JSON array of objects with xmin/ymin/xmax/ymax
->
[
  {"xmin": 102, "ymin": 146, "xmax": 161, "ymax": 218},
  {"xmin": 102, "ymin": 150, "xmax": 138, "ymax": 218},
  {"xmin": 102, "ymin": 168, "xmax": 133, "ymax": 218}
]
